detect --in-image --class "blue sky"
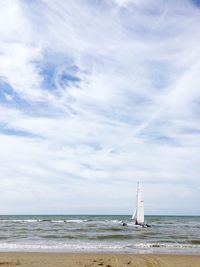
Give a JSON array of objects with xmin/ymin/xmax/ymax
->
[{"xmin": 0, "ymin": 0, "xmax": 200, "ymax": 215}]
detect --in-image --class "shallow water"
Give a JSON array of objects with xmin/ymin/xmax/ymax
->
[{"xmin": 0, "ymin": 215, "xmax": 199, "ymax": 253}]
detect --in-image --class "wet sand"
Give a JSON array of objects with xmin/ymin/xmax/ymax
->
[{"xmin": 0, "ymin": 252, "xmax": 200, "ymax": 267}]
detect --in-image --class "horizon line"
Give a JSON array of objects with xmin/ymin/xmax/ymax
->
[{"xmin": 0, "ymin": 214, "xmax": 199, "ymax": 216}]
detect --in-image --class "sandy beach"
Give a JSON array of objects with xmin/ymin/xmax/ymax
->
[{"xmin": 0, "ymin": 253, "xmax": 199, "ymax": 267}]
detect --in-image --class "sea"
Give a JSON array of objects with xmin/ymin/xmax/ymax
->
[{"xmin": 0, "ymin": 215, "xmax": 199, "ymax": 254}]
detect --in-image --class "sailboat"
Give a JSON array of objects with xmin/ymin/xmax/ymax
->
[{"xmin": 132, "ymin": 181, "xmax": 150, "ymax": 227}]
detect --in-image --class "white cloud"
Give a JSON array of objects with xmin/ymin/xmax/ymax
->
[{"xmin": 0, "ymin": 0, "xmax": 199, "ymax": 214}]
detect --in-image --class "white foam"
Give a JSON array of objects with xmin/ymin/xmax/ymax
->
[
  {"xmin": 0, "ymin": 241, "xmax": 199, "ymax": 253},
  {"xmin": 133, "ymin": 242, "xmax": 200, "ymax": 249},
  {"xmin": 0, "ymin": 220, "xmax": 38, "ymax": 223},
  {"xmin": 0, "ymin": 242, "xmax": 127, "ymax": 252}
]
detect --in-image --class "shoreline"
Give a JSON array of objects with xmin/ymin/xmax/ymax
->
[
  {"xmin": 0, "ymin": 252, "xmax": 200, "ymax": 267},
  {"xmin": 0, "ymin": 250, "xmax": 200, "ymax": 255}
]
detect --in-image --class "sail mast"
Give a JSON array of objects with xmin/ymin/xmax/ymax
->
[{"xmin": 132, "ymin": 181, "xmax": 139, "ymax": 222}]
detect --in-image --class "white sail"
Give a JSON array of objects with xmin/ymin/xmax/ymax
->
[{"xmin": 132, "ymin": 181, "xmax": 144, "ymax": 225}]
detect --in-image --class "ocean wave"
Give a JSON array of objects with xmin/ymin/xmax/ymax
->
[
  {"xmin": 41, "ymin": 235, "xmax": 79, "ymax": 239},
  {"xmin": 134, "ymin": 242, "xmax": 200, "ymax": 249},
  {"xmin": 90, "ymin": 234, "xmax": 133, "ymax": 240},
  {"xmin": 106, "ymin": 227, "xmax": 122, "ymax": 231},
  {"xmin": 64, "ymin": 219, "xmax": 85, "ymax": 223},
  {"xmin": 85, "ymin": 220, "xmax": 122, "ymax": 225},
  {"xmin": 0, "ymin": 241, "xmax": 199, "ymax": 253},
  {"xmin": 40, "ymin": 233, "xmax": 133, "ymax": 240},
  {"xmin": 0, "ymin": 219, "xmax": 86, "ymax": 224},
  {"xmin": 57, "ymin": 226, "xmax": 123, "ymax": 232},
  {"xmin": 0, "ymin": 220, "xmax": 38, "ymax": 223},
  {"xmin": 40, "ymin": 219, "xmax": 86, "ymax": 223},
  {"xmin": 0, "ymin": 242, "xmax": 128, "ymax": 252}
]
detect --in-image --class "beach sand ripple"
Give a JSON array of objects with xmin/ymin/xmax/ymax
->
[{"xmin": 0, "ymin": 253, "xmax": 200, "ymax": 267}]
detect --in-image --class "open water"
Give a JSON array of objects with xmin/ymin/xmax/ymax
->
[{"xmin": 0, "ymin": 215, "xmax": 199, "ymax": 253}]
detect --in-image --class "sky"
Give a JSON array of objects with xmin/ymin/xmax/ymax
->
[{"xmin": 0, "ymin": 0, "xmax": 200, "ymax": 215}]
